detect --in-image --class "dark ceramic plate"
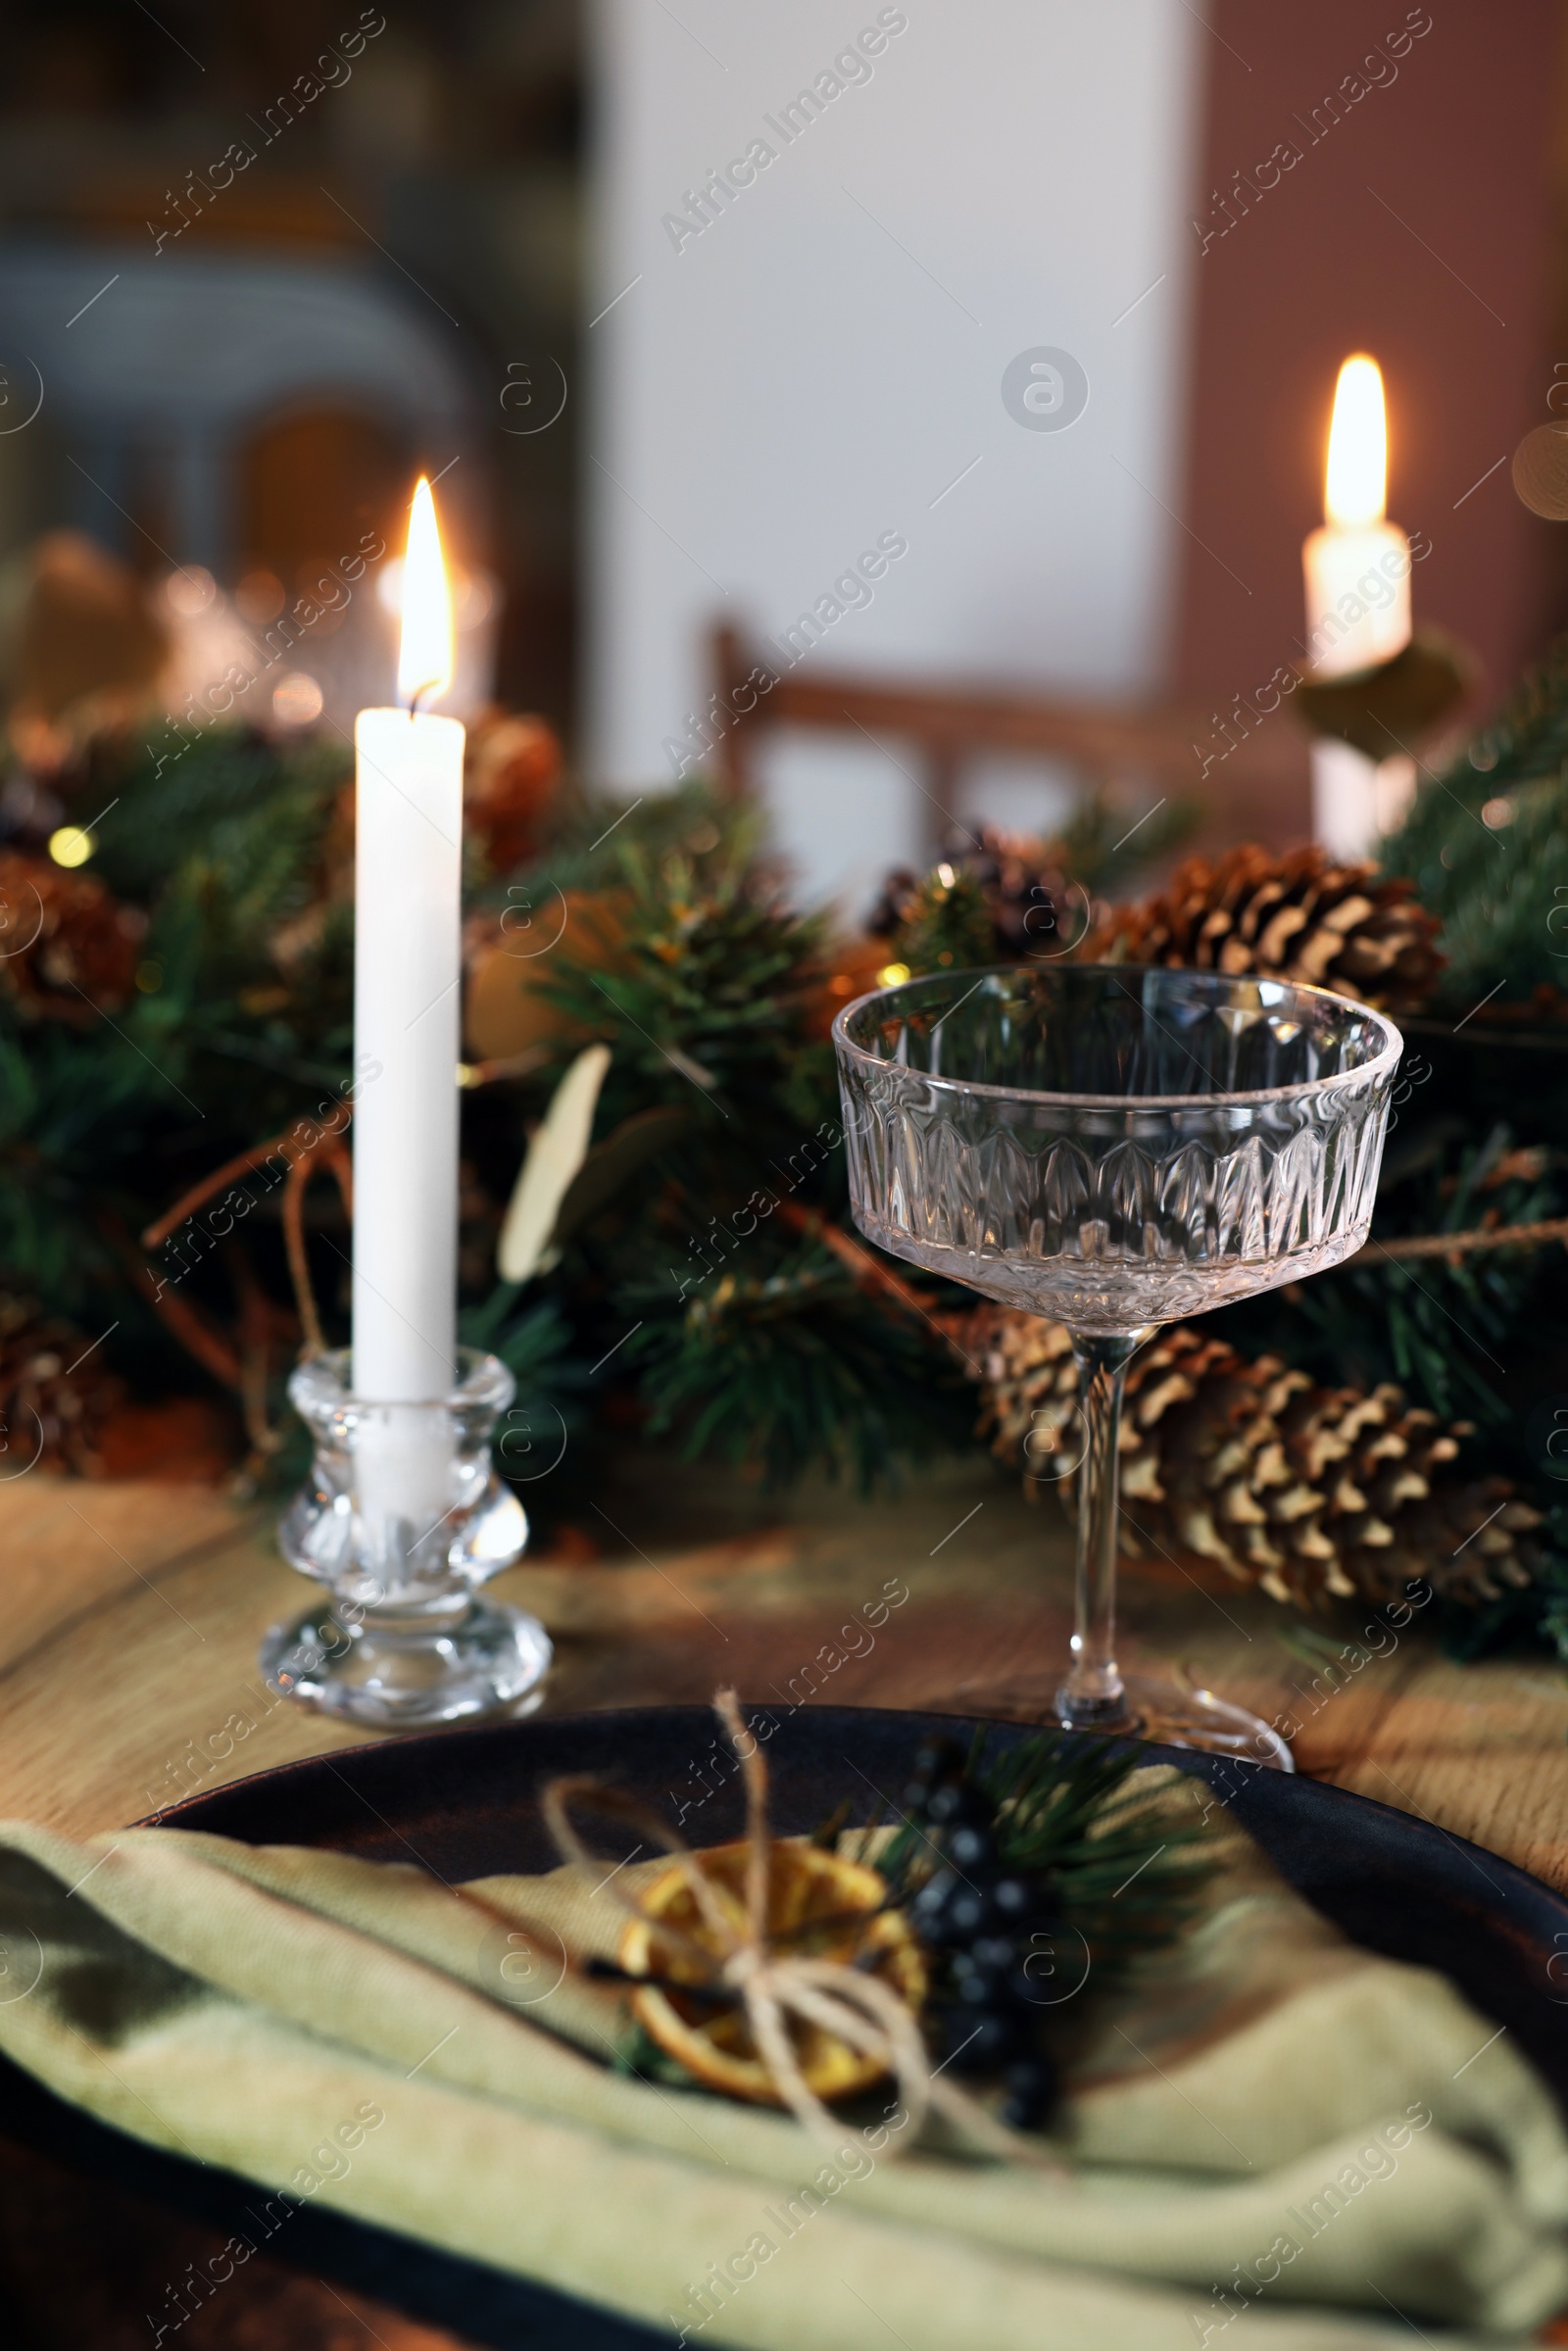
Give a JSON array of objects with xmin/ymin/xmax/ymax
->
[{"xmin": 4, "ymin": 1705, "xmax": 1566, "ymax": 2350}]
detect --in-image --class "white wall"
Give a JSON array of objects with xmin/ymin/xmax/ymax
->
[{"xmin": 587, "ymin": 0, "xmax": 1202, "ymax": 920}]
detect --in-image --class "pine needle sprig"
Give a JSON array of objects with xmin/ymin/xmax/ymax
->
[
  {"xmin": 1378, "ymin": 631, "xmax": 1568, "ymax": 1008},
  {"xmin": 887, "ymin": 865, "xmax": 997, "ymax": 977},
  {"xmin": 878, "ymin": 1728, "xmax": 1215, "ymax": 1977},
  {"xmin": 528, "ymin": 836, "xmax": 830, "ymax": 1137},
  {"xmin": 519, "ymin": 779, "xmax": 765, "ymax": 896},
  {"xmin": 626, "ymin": 1241, "xmax": 972, "ymax": 1492},
  {"xmin": 1213, "ymin": 1120, "xmax": 1567, "ymax": 1428}
]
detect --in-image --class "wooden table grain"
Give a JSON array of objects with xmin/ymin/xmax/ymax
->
[{"xmin": 4, "ymin": 1452, "xmax": 1566, "ymax": 1886}]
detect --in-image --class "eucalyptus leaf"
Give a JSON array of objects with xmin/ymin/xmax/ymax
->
[{"xmin": 498, "ymin": 1043, "xmax": 612, "ymax": 1284}]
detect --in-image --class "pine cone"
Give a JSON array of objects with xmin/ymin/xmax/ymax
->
[
  {"xmin": 464, "ymin": 707, "xmax": 562, "ymax": 874},
  {"xmin": 946, "ymin": 824, "xmax": 1067, "ymax": 956},
  {"xmin": 1084, "ymin": 844, "xmax": 1442, "ymax": 1014},
  {"xmin": 869, "ymin": 826, "xmax": 1069, "ymax": 973},
  {"xmin": 0, "ymin": 1296, "xmax": 124, "ymax": 1476},
  {"xmin": 966, "ymin": 1309, "xmax": 1542, "ymax": 1612},
  {"xmin": 0, "ymin": 851, "xmax": 145, "ymax": 1021}
]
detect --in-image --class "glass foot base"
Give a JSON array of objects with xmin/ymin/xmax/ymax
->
[
  {"xmin": 260, "ymin": 1598, "xmax": 553, "ymax": 1730},
  {"xmin": 1052, "ymin": 1672, "xmax": 1294, "ymax": 1772}
]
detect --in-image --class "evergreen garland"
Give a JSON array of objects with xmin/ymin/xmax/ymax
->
[
  {"xmin": 7, "ymin": 664, "xmax": 1568, "ymax": 1662},
  {"xmin": 627, "ymin": 1240, "xmax": 972, "ymax": 1493},
  {"xmin": 502, "ymin": 827, "xmax": 973, "ymax": 1494},
  {"xmin": 1379, "ymin": 628, "xmax": 1568, "ymax": 1011},
  {"xmin": 0, "ymin": 730, "xmax": 971, "ymax": 1501},
  {"xmin": 877, "ymin": 863, "xmax": 998, "ymax": 977}
]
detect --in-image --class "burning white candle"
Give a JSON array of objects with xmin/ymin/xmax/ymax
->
[
  {"xmin": 352, "ymin": 478, "xmax": 464, "ymax": 1428},
  {"xmin": 1302, "ymin": 354, "xmax": 1411, "ymax": 679},
  {"xmin": 1303, "ymin": 356, "xmax": 1415, "ymax": 856}
]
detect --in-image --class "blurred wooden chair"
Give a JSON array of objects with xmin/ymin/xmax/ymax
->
[{"xmin": 708, "ymin": 621, "xmax": 1309, "ymax": 855}]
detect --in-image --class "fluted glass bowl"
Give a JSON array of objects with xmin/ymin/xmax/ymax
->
[{"xmin": 834, "ymin": 964, "xmax": 1402, "ymax": 1335}]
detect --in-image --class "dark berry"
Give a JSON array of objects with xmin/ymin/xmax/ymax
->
[
  {"xmin": 910, "ymin": 1869, "xmax": 994, "ymax": 1946},
  {"xmin": 945, "ymin": 1820, "xmax": 999, "ymax": 1870},
  {"xmin": 926, "ymin": 1780, "xmax": 990, "ymax": 1830},
  {"xmin": 956, "ymin": 1895, "xmax": 995, "ymax": 1944},
  {"xmin": 1001, "ymin": 2054, "xmax": 1057, "ymax": 2131},
  {"xmin": 908, "ymin": 1867, "xmax": 957, "ymax": 1924},
  {"xmin": 945, "ymin": 1885, "xmax": 991, "ymax": 1936},
  {"xmin": 951, "ymin": 1957, "xmax": 1007, "ymax": 2008},
  {"xmin": 968, "ymin": 1934, "xmax": 1019, "ymax": 1973},
  {"xmin": 992, "ymin": 1871, "xmax": 1060, "ymax": 1929},
  {"xmin": 934, "ymin": 2007, "xmax": 1019, "ymax": 2072},
  {"xmin": 903, "ymin": 1738, "xmax": 966, "ymax": 1812}
]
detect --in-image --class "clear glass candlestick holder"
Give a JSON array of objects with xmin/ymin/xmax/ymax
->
[
  {"xmin": 834, "ymin": 964, "xmax": 1403, "ymax": 1770},
  {"xmin": 263, "ymin": 1347, "xmax": 552, "ymax": 1729}
]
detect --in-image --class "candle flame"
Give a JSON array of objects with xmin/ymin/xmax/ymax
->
[
  {"xmin": 397, "ymin": 477, "xmax": 454, "ymax": 708},
  {"xmin": 1324, "ymin": 354, "xmax": 1388, "ymax": 529}
]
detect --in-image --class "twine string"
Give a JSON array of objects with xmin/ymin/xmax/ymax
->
[
  {"xmin": 541, "ymin": 1776, "xmax": 736, "ymax": 1970},
  {"xmin": 542, "ymin": 1689, "xmax": 1044, "ymax": 2163}
]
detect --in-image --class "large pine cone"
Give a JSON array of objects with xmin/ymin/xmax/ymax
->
[
  {"xmin": 0, "ymin": 851, "xmax": 144, "ymax": 1020},
  {"xmin": 1084, "ymin": 843, "xmax": 1442, "ymax": 1014},
  {"xmin": 967, "ymin": 1310, "xmax": 1541, "ymax": 1611},
  {"xmin": 0, "ymin": 1296, "xmax": 124, "ymax": 1476}
]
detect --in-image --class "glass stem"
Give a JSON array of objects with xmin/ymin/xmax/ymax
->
[{"xmin": 1056, "ymin": 1329, "xmax": 1148, "ymax": 1731}]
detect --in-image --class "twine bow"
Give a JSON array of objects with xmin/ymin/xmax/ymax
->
[{"xmin": 543, "ymin": 1689, "xmax": 1041, "ymax": 2163}]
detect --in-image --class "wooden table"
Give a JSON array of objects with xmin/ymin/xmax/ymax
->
[
  {"xmin": 4, "ymin": 1452, "xmax": 1568, "ymax": 2349},
  {"xmin": 5, "ymin": 1449, "xmax": 1567, "ymax": 1885}
]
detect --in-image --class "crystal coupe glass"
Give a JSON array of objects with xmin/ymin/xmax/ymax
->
[{"xmin": 833, "ymin": 965, "xmax": 1403, "ymax": 1768}]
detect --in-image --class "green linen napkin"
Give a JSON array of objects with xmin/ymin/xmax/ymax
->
[{"xmin": 0, "ymin": 1773, "xmax": 1561, "ymax": 2351}]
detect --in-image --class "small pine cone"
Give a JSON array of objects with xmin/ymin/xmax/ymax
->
[
  {"xmin": 946, "ymin": 824, "xmax": 1068, "ymax": 957},
  {"xmin": 870, "ymin": 827, "xmax": 1069, "ymax": 971},
  {"xmin": 1082, "ymin": 843, "xmax": 1443, "ymax": 1015},
  {"xmin": 963, "ymin": 1307, "xmax": 1540, "ymax": 1614},
  {"xmin": 0, "ymin": 1296, "xmax": 124, "ymax": 1476},
  {"xmin": 0, "ymin": 851, "xmax": 145, "ymax": 1021}
]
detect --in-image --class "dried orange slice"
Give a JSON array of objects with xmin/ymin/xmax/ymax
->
[{"xmin": 617, "ymin": 1838, "xmax": 926, "ymax": 2107}]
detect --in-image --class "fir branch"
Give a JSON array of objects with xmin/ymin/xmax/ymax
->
[
  {"xmin": 628, "ymin": 1244, "xmax": 972, "ymax": 1493},
  {"xmin": 1379, "ymin": 635, "xmax": 1568, "ymax": 1008},
  {"xmin": 1213, "ymin": 1121, "xmax": 1567, "ymax": 1428},
  {"xmin": 531, "ymin": 837, "xmax": 828, "ymax": 1124},
  {"xmin": 889, "ymin": 865, "xmax": 996, "ymax": 977},
  {"xmin": 879, "ymin": 1729, "xmax": 1213, "ymax": 1976}
]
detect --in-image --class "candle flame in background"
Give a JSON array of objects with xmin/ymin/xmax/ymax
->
[
  {"xmin": 1324, "ymin": 354, "xmax": 1388, "ymax": 530},
  {"xmin": 397, "ymin": 476, "xmax": 454, "ymax": 709}
]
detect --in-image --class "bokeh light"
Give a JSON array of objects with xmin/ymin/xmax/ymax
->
[
  {"xmin": 48, "ymin": 825, "xmax": 94, "ymax": 867},
  {"xmin": 271, "ymin": 672, "xmax": 324, "ymax": 727}
]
